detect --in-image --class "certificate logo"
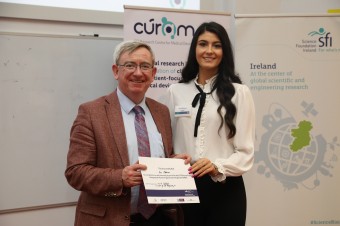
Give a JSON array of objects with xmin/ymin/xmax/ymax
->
[{"xmin": 184, "ymin": 190, "xmax": 196, "ymax": 196}]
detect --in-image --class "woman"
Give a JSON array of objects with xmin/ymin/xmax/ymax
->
[{"xmin": 164, "ymin": 22, "xmax": 256, "ymax": 226}]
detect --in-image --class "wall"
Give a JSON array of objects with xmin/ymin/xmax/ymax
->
[
  {"xmin": 1, "ymin": 0, "xmax": 339, "ymax": 225},
  {"xmin": 236, "ymin": 0, "xmax": 340, "ymax": 14},
  {"xmin": 0, "ymin": 13, "xmax": 123, "ymax": 226},
  {"xmin": 0, "ymin": 206, "xmax": 76, "ymax": 226},
  {"xmin": 0, "ymin": 32, "xmax": 123, "ymax": 211}
]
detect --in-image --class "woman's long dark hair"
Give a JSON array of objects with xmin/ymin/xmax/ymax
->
[{"xmin": 180, "ymin": 21, "xmax": 242, "ymax": 139}]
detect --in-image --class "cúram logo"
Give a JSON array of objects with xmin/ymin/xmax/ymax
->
[
  {"xmin": 308, "ymin": 27, "xmax": 332, "ymax": 47},
  {"xmin": 133, "ymin": 17, "xmax": 195, "ymax": 39}
]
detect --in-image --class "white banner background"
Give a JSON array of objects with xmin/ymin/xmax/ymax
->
[
  {"xmin": 124, "ymin": 6, "xmax": 231, "ymax": 101},
  {"xmin": 235, "ymin": 15, "xmax": 340, "ymax": 226}
]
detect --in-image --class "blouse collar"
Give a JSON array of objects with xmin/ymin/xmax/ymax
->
[{"xmin": 194, "ymin": 74, "xmax": 218, "ymax": 92}]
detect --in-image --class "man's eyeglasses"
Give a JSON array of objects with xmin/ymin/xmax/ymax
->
[{"xmin": 118, "ymin": 62, "xmax": 153, "ymax": 72}]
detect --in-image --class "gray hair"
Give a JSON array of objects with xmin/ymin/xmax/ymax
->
[{"xmin": 113, "ymin": 40, "xmax": 155, "ymax": 65}]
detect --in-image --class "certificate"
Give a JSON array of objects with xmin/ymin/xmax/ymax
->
[{"xmin": 139, "ymin": 157, "xmax": 200, "ymax": 204}]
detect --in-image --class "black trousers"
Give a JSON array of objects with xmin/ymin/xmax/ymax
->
[
  {"xmin": 182, "ymin": 175, "xmax": 247, "ymax": 226},
  {"xmin": 130, "ymin": 207, "xmax": 172, "ymax": 226}
]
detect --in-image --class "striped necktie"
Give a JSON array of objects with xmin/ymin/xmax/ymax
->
[{"xmin": 132, "ymin": 106, "xmax": 157, "ymax": 219}]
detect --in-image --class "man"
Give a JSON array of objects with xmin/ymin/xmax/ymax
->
[{"xmin": 65, "ymin": 40, "xmax": 189, "ymax": 226}]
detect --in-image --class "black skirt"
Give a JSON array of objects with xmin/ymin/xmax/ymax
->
[{"xmin": 182, "ymin": 175, "xmax": 247, "ymax": 226}]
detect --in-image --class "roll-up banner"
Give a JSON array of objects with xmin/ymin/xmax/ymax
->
[
  {"xmin": 123, "ymin": 6, "xmax": 231, "ymax": 100},
  {"xmin": 235, "ymin": 14, "xmax": 340, "ymax": 226}
]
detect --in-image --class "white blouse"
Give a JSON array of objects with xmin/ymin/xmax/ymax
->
[{"xmin": 164, "ymin": 75, "xmax": 256, "ymax": 182}]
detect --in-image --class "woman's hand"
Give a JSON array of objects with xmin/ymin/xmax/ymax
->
[{"xmin": 189, "ymin": 158, "xmax": 218, "ymax": 178}]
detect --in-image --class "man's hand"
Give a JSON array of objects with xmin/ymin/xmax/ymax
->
[
  {"xmin": 171, "ymin": 153, "xmax": 191, "ymax": 165},
  {"xmin": 122, "ymin": 162, "xmax": 147, "ymax": 188}
]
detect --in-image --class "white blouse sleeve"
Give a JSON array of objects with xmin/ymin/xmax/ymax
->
[{"xmin": 213, "ymin": 84, "xmax": 256, "ymax": 181}]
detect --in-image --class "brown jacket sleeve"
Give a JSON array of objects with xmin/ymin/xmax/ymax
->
[{"xmin": 65, "ymin": 98, "xmax": 126, "ymax": 196}]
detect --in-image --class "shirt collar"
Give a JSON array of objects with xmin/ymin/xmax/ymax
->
[
  {"xmin": 117, "ymin": 88, "xmax": 147, "ymax": 114},
  {"xmin": 194, "ymin": 74, "xmax": 218, "ymax": 92}
]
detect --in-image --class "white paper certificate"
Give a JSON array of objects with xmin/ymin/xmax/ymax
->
[{"xmin": 139, "ymin": 157, "xmax": 200, "ymax": 204}]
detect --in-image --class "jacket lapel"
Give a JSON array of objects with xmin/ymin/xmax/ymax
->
[{"xmin": 105, "ymin": 91, "xmax": 130, "ymax": 166}]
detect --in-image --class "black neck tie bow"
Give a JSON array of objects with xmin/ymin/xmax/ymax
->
[{"xmin": 191, "ymin": 84, "xmax": 215, "ymax": 137}]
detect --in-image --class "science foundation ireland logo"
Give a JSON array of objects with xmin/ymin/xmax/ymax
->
[
  {"xmin": 255, "ymin": 102, "xmax": 339, "ymax": 190},
  {"xmin": 295, "ymin": 27, "xmax": 337, "ymax": 53}
]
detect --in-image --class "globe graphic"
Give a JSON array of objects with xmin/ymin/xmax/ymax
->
[{"xmin": 260, "ymin": 121, "xmax": 326, "ymax": 183}]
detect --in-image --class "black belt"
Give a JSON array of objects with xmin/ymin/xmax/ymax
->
[{"xmin": 130, "ymin": 213, "xmax": 147, "ymax": 224}]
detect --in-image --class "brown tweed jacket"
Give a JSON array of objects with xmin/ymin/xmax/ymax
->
[{"xmin": 65, "ymin": 90, "xmax": 173, "ymax": 226}]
